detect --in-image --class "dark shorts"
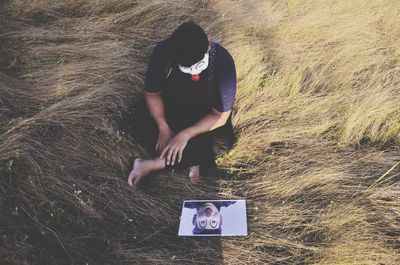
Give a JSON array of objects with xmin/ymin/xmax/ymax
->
[{"xmin": 138, "ymin": 112, "xmax": 236, "ymax": 171}]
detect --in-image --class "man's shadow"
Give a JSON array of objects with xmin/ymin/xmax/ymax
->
[{"xmin": 126, "ymin": 100, "xmax": 225, "ymax": 264}]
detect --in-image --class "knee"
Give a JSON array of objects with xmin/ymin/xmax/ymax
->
[{"xmin": 212, "ymin": 140, "xmax": 233, "ymax": 158}]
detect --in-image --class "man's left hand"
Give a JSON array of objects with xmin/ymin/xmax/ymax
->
[{"xmin": 160, "ymin": 132, "xmax": 190, "ymax": 165}]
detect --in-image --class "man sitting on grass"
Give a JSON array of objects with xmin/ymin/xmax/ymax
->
[{"xmin": 128, "ymin": 21, "xmax": 237, "ymax": 186}]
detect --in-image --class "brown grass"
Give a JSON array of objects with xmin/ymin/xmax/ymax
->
[{"xmin": 1, "ymin": 0, "xmax": 399, "ymax": 264}]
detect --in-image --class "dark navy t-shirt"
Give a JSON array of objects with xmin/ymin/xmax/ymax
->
[{"xmin": 144, "ymin": 38, "xmax": 236, "ymax": 130}]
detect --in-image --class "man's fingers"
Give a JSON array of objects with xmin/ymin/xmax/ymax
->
[
  {"xmin": 167, "ymin": 146, "xmax": 179, "ymax": 165},
  {"xmin": 160, "ymin": 142, "xmax": 166, "ymax": 153},
  {"xmin": 166, "ymin": 146, "xmax": 174, "ymax": 165},
  {"xmin": 178, "ymin": 149, "xmax": 183, "ymax": 163},
  {"xmin": 170, "ymin": 148, "xmax": 178, "ymax": 165},
  {"xmin": 160, "ymin": 145, "xmax": 169, "ymax": 159}
]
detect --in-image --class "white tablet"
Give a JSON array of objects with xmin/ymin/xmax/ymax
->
[{"xmin": 178, "ymin": 199, "xmax": 248, "ymax": 236}]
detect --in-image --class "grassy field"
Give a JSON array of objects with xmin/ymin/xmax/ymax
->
[{"xmin": 1, "ymin": 0, "xmax": 399, "ymax": 264}]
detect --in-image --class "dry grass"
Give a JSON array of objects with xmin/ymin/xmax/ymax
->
[{"xmin": 1, "ymin": 0, "xmax": 399, "ymax": 264}]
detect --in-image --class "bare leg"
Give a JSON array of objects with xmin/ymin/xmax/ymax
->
[
  {"xmin": 188, "ymin": 164, "xmax": 200, "ymax": 183},
  {"xmin": 128, "ymin": 157, "xmax": 165, "ymax": 186}
]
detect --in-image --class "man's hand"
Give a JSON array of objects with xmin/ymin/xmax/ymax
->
[
  {"xmin": 156, "ymin": 125, "xmax": 174, "ymax": 154},
  {"xmin": 160, "ymin": 132, "xmax": 190, "ymax": 165}
]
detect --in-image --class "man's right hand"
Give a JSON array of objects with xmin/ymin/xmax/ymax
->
[{"xmin": 156, "ymin": 125, "xmax": 175, "ymax": 154}]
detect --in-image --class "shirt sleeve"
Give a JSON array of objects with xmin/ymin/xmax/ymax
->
[
  {"xmin": 213, "ymin": 47, "xmax": 237, "ymax": 112},
  {"xmin": 144, "ymin": 42, "xmax": 165, "ymax": 93}
]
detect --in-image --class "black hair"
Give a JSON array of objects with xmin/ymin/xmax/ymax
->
[{"xmin": 170, "ymin": 21, "xmax": 209, "ymax": 67}]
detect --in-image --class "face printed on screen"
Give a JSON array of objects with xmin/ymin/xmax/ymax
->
[
  {"xmin": 194, "ymin": 203, "xmax": 222, "ymax": 230},
  {"xmin": 178, "ymin": 52, "xmax": 209, "ymax": 75}
]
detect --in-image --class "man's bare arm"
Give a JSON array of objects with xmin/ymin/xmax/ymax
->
[
  {"xmin": 144, "ymin": 91, "xmax": 168, "ymax": 129},
  {"xmin": 160, "ymin": 108, "xmax": 232, "ymax": 164},
  {"xmin": 144, "ymin": 91, "xmax": 174, "ymax": 152},
  {"xmin": 181, "ymin": 108, "xmax": 231, "ymax": 139}
]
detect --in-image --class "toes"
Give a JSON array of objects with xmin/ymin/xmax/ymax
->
[
  {"xmin": 128, "ymin": 171, "xmax": 135, "ymax": 186},
  {"xmin": 129, "ymin": 172, "xmax": 141, "ymax": 187},
  {"xmin": 192, "ymin": 173, "xmax": 200, "ymax": 182},
  {"xmin": 128, "ymin": 159, "xmax": 141, "ymax": 186},
  {"xmin": 188, "ymin": 166, "xmax": 200, "ymax": 183}
]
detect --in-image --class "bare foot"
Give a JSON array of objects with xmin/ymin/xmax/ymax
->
[
  {"xmin": 188, "ymin": 165, "xmax": 200, "ymax": 183},
  {"xmin": 128, "ymin": 158, "xmax": 151, "ymax": 186}
]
